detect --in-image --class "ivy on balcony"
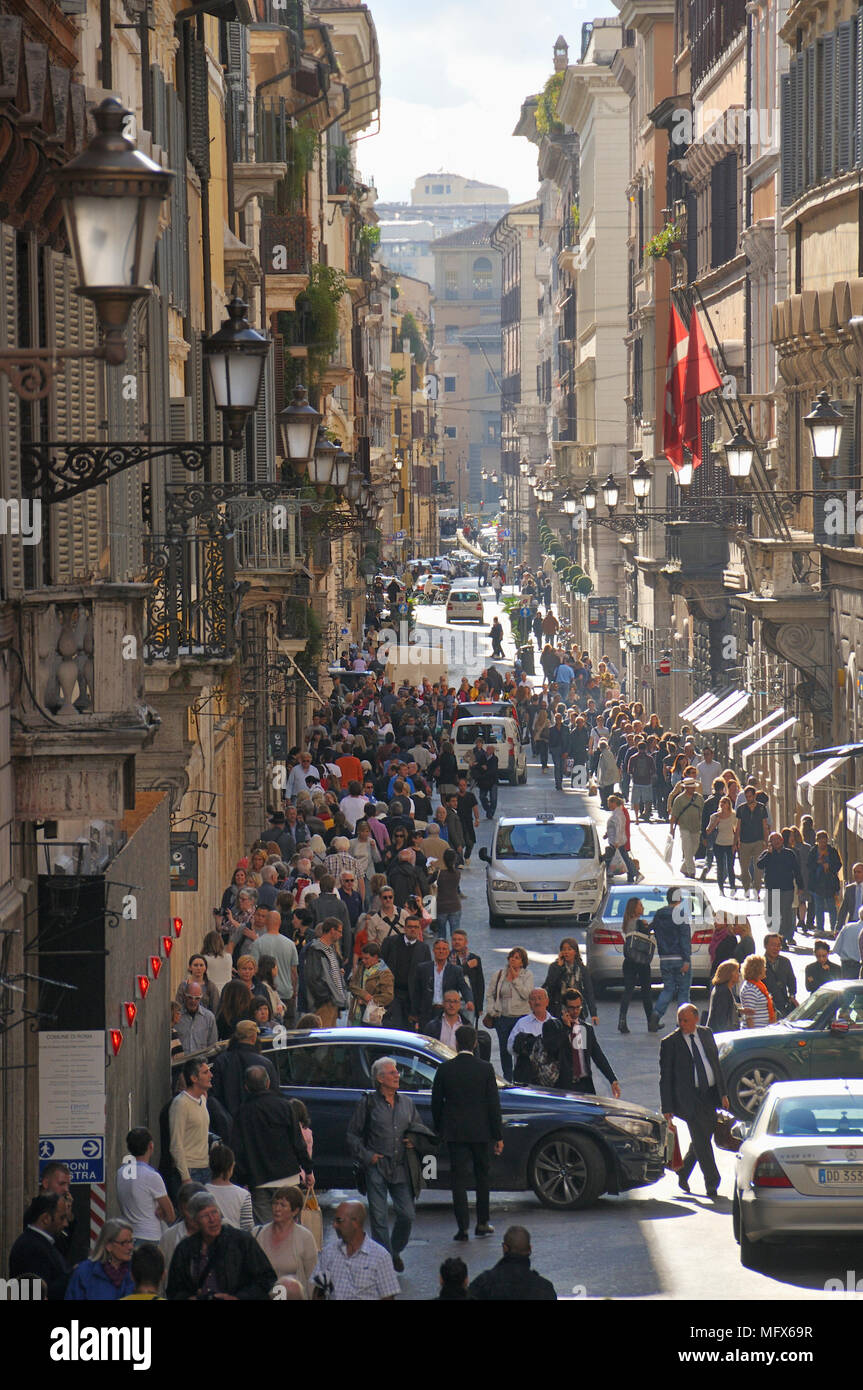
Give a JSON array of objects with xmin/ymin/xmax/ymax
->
[
  {"xmin": 536, "ymin": 71, "xmax": 565, "ymax": 136},
  {"xmin": 643, "ymin": 222, "xmax": 680, "ymax": 261}
]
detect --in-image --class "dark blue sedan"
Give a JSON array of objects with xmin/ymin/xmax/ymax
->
[{"xmin": 257, "ymin": 1027, "xmax": 666, "ymax": 1210}]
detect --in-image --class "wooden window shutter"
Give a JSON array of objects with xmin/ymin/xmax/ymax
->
[
  {"xmin": 821, "ymin": 34, "xmax": 835, "ymax": 181},
  {"xmin": 168, "ymin": 396, "xmax": 194, "ymax": 493},
  {"xmin": 0, "ymin": 225, "xmax": 21, "ymax": 596},
  {"xmin": 225, "ymin": 21, "xmax": 248, "ymax": 163},
  {"xmin": 253, "ymin": 350, "xmax": 276, "ymax": 482},
  {"xmin": 804, "ymin": 45, "xmax": 816, "ymax": 190},
  {"xmin": 780, "ymin": 73, "xmax": 793, "ymax": 205},
  {"xmin": 837, "ymin": 22, "xmax": 853, "ymax": 171},
  {"xmin": 793, "ymin": 56, "xmax": 805, "ymax": 197},
  {"xmin": 46, "ymin": 250, "xmax": 81, "ymax": 583},
  {"xmin": 187, "ymin": 36, "xmax": 210, "ymax": 178},
  {"xmin": 856, "ymin": 14, "xmax": 863, "ymax": 167}
]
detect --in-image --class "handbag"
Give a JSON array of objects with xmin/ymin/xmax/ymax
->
[
  {"xmin": 483, "ymin": 968, "xmax": 505, "ymax": 1027},
  {"xmin": 664, "ymin": 1122, "xmax": 683, "ymax": 1171},
  {"xmin": 713, "ymin": 1108, "xmax": 742, "ymax": 1153},
  {"xmin": 363, "ymin": 999, "xmax": 386, "ymax": 1025},
  {"xmin": 300, "ymin": 1188, "xmax": 323, "ymax": 1251},
  {"xmin": 623, "ymin": 925, "xmax": 655, "ymax": 966}
]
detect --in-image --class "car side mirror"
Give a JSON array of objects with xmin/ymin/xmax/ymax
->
[
  {"xmin": 830, "ymin": 1019, "xmax": 851, "ymax": 1033},
  {"xmin": 730, "ymin": 1120, "xmax": 750, "ymax": 1142},
  {"xmin": 478, "ymin": 847, "xmax": 490, "ymax": 862}
]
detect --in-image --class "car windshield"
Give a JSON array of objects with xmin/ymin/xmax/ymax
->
[
  {"xmin": 785, "ymin": 987, "xmax": 847, "ymax": 1028},
  {"xmin": 604, "ymin": 888, "xmax": 709, "ymax": 921},
  {"xmin": 414, "ymin": 1037, "xmax": 508, "ymax": 1087},
  {"xmin": 766, "ymin": 1097, "xmax": 863, "ymax": 1136},
  {"xmin": 496, "ymin": 823, "xmax": 596, "ymax": 860},
  {"xmin": 450, "ymin": 593, "xmax": 479, "ymax": 603},
  {"xmin": 455, "ymin": 723, "xmax": 505, "ymax": 744}
]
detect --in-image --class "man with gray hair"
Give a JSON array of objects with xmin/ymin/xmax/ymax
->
[
  {"xmin": 166, "ymin": 1190, "xmax": 277, "ymax": 1300},
  {"xmin": 325, "ymin": 837, "xmax": 360, "ymax": 881},
  {"xmin": 346, "ymin": 1057, "xmax": 423, "ymax": 1272},
  {"xmin": 174, "ymin": 980, "xmax": 218, "ymax": 1053},
  {"xmin": 255, "ymin": 863, "xmax": 279, "ymax": 910}
]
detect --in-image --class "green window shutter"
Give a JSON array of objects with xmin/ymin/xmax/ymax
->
[
  {"xmin": 837, "ymin": 22, "xmax": 853, "ymax": 171},
  {"xmin": 187, "ymin": 36, "xmax": 210, "ymax": 178},
  {"xmin": 780, "ymin": 73, "xmax": 793, "ymax": 205},
  {"xmin": 805, "ymin": 44, "xmax": 816, "ymax": 190},
  {"xmin": 821, "ymin": 33, "xmax": 835, "ymax": 180},
  {"xmin": 856, "ymin": 14, "xmax": 863, "ymax": 167}
]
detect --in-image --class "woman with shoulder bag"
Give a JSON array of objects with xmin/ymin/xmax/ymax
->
[
  {"xmin": 543, "ymin": 938, "xmax": 597, "ymax": 1022},
  {"xmin": 482, "ymin": 947, "xmax": 534, "ymax": 1082},
  {"xmin": 706, "ymin": 959, "xmax": 741, "ymax": 1033},
  {"xmin": 618, "ymin": 898, "xmax": 655, "ymax": 1034}
]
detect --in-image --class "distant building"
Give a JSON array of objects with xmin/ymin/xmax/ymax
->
[{"xmin": 376, "ymin": 171, "xmax": 510, "ymax": 286}]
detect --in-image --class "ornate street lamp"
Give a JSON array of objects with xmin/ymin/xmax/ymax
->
[
  {"xmin": 307, "ymin": 435, "xmax": 339, "ymax": 492},
  {"xmin": 803, "ymin": 389, "xmax": 844, "ymax": 476},
  {"xmin": 359, "ymin": 478, "xmax": 373, "ymax": 511},
  {"xmin": 580, "ymin": 478, "xmax": 598, "ymax": 512},
  {"xmin": 55, "ymin": 97, "xmax": 174, "ymax": 355},
  {"xmin": 500, "ymin": 497, "xmax": 508, "ymax": 512},
  {"xmin": 526, "ymin": 467, "xmax": 538, "ymax": 488},
  {"xmin": 722, "ymin": 423, "xmax": 755, "ymax": 480},
  {"xmin": 519, "ymin": 458, "xmax": 530, "ymax": 475},
  {"xmin": 562, "ymin": 491, "xmax": 579, "ymax": 515},
  {"xmin": 332, "ymin": 446, "xmax": 352, "ymax": 493},
  {"xmin": 203, "ymin": 295, "xmax": 270, "ymax": 451},
  {"xmin": 676, "ymin": 460, "xmax": 694, "ymax": 488},
  {"xmin": 629, "ymin": 457, "xmax": 653, "ymax": 502},
  {"xmin": 601, "ymin": 474, "xmax": 620, "ymax": 511},
  {"xmin": 345, "ymin": 464, "xmax": 364, "ymax": 504},
  {"xmin": 276, "ymin": 382, "xmax": 321, "ymax": 473}
]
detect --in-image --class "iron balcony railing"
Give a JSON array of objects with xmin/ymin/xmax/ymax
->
[
  {"xmin": 689, "ymin": 0, "xmax": 747, "ymax": 91},
  {"xmin": 260, "ymin": 212, "xmax": 313, "ymax": 276},
  {"xmin": 144, "ymin": 532, "xmax": 237, "ymax": 663},
  {"xmin": 232, "ymin": 502, "xmax": 303, "ymax": 573}
]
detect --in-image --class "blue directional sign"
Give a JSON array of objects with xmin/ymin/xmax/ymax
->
[{"xmin": 38, "ymin": 1135, "xmax": 104, "ymax": 1183}]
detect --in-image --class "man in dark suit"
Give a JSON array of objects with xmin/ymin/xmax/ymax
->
[
  {"xmin": 9, "ymin": 1193, "xmax": 70, "ymax": 1300},
  {"xmin": 837, "ymin": 862, "xmax": 863, "ymax": 930},
  {"xmin": 411, "ymin": 937, "xmax": 474, "ymax": 1028},
  {"xmin": 449, "ymin": 928, "xmax": 484, "ymax": 1015},
  {"xmin": 431, "ymin": 1025, "xmax": 503, "ymax": 1241},
  {"xmin": 659, "ymin": 1002, "xmax": 728, "ymax": 1199},
  {"xmin": 381, "ymin": 914, "xmax": 432, "ymax": 1029}
]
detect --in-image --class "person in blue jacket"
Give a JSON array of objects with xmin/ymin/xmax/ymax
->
[
  {"xmin": 65, "ymin": 1218, "xmax": 135, "ymax": 1300},
  {"xmin": 648, "ymin": 886, "xmax": 692, "ymax": 1032}
]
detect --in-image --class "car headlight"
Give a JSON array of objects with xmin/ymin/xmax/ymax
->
[
  {"xmin": 577, "ymin": 878, "xmax": 600, "ymax": 891},
  {"xmin": 490, "ymin": 878, "xmax": 518, "ymax": 892},
  {"xmin": 717, "ymin": 1041, "xmax": 733, "ymax": 1062},
  {"xmin": 607, "ymin": 1116, "xmax": 654, "ymax": 1139}
]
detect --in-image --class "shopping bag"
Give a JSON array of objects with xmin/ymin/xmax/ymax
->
[
  {"xmin": 609, "ymin": 850, "xmax": 626, "ymax": 875},
  {"xmin": 300, "ymin": 1189, "xmax": 323, "ymax": 1250},
  {"xmin": 664, "ymin": 1122, "xmax": 683, "ymax": 1171},
  {"xmin": 662, "ymin": 829, "xmax": 675, "ymax": 866}
]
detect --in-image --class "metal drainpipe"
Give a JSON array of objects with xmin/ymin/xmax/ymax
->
[{"xmin": 196, "ymin": 15, "xmax": 213, "ymax": 343}]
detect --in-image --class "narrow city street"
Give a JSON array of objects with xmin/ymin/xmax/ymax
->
[{"xmin": 308, "ymin": 590, "xmax": 853, "ymax": 1301}]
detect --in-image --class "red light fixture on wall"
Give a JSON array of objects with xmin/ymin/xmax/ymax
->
[
  {"xmin": 173, "ymin": 917, "xmax": 183, "ymax": 938},
  {"xmin": 150, "ymin": 956, "xmax": 162, "ymax": 979},
  {"xmin": 123, "ymin": 1001, "xmax": 137, "ymax": 1027},
  {"xmin": 162, "ymin": 936, "xmax": 173, "ymax": 956},
  {"xmin": 137, "ymin": 974, "xmax": 150, "ymax": 999},
  {"xmin": 110, "ymin": 1030, "xmax": 123, "ymax": 1056}
]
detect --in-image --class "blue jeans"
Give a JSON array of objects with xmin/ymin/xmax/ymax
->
[
  {"xmin": 550, "ymin": 748, "xmax": 565, "ymax": 790},
  {"xmin": 365, "ymin": 1163, "xmax": 415, "ymax": 1256},
  {"xmin": 813, "ymin": 893, "xmax": 837, "ymax": 934},
  {"xmin": 653, "ymin": 961, "xmax": 690, "ymax": 1023},
  {"xmin": 189, "ymin": 1167, "xmax": 210, "ymax": 1184},
  {"xmin": 479, "ymin": 783, "xmax": 498, "ymax": 817},
  {"xmin": 714, "ymin": 843, "xmax": 736, "ymax": 890},
  {"xmin": 494, "ymin": 1015, "xmax": 519, "ymax": 1082},
  {"xmin": 437, "ymin": 910, "xmax": 462, "ymax": 939}
]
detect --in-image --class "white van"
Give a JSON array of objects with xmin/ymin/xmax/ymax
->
[
  {"xmin": 446, "ymin": 585, "xmax": 484, "ymax": 623},
  {"xmin": 452, "ymin": 715, "xmax": 527, "ymax": 784},
  {"xmin": 479, "ymin": 814, "xmax": 604, "ymax": 928}
]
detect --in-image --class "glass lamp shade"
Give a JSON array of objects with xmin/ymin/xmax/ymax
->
[
  {"xmin": 803, "ymin": 389, "xmax": 844, "ymax": 463},
  {"xmin": 499, "ymin": 497, "xmax": 508, "ymax": 511},
  {"xmin": 601, "ymin": 473, "xmax": 620, "ymax": 510},
  {"xmin": 54, "ymin": 97, "xmax": 174, "ymax": 344},
  {"xmin": 723, "ymin": 424, "xmax": 755, "ymax": 479},
  {"xmin": 394, "ymin": 456, "xmax": 403, "ymax": 472},
  {"xmin": 277, "ymin": 383, "xmax": 321, "ymax": 468},
  {"xmin": 629, "ymin": 458, "xmax": 653, "ymax": 499},
  {"xmin": 490, "ymin": 473, "xmax": 499, "ymax": 484},
  {"xmin": 345, "ymin": 465, "xmax": 364, "ymax": 503},
  {"xmin": 562, "ymin": 491, "xmax": 579, "ymax": 515},
  {"xmin": 676, "ymin": 461, "xmax": 694, "ymax": 488},
  {"xmin": 481, "ymin": 470, "xmax": 488, "ymax": 481},
  {"xmin": 581, "ymin": 479, "xmax": 598, "ymax": 511},
  {"xmin": 332, "ymin": 447, "xmax": 352, "ymax": 492},
  {"xmin": 203, "ymin": 297, "xmax": 270, "ymax": 451},
  {"xmin": 360, "ymin": 480, "xmax": 373, "ymax": 510},
  {"xmin": 519, "ymin": 459, "xmax": 530, "ymax": 475},
  {"xmin": 308, "ymin": 436, "xmax": 339, "ymax": 489},
  {"xmin": 526, "ymin": 470, "xmax": 538, "ymax": 488}
]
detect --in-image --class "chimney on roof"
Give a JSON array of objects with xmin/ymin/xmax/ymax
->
[{"xmin": 553, "ymin": 35, "xmax": 568, "ymax": 72}]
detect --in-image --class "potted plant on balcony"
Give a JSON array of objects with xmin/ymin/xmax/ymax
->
[
  {"xmin": 536, "ymin": 70, "xmax": 565, "ymax": 136},
  {"xmin": 643, "ymin": 221, "xmax": 681, "ymax": 261}
]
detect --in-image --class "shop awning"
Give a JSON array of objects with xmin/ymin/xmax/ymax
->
[
  {"xmin": 740, "ymin": 715, "xmax": 797, "ymax": 761},
  {"xmin": 798, "ymin": 742, "xmax": 863, "ymax": 762},
  {"xmin": 796, "ymin": 756, "xmax": 848, "ymax": 805},
  {"xmin": 847, "ymin": 791, "xmax": 863, "ymax": 839},
  {"xmin": 679, "ymin": 691, "xmax": 727, "ymax": 722},
  {"xmin": 729, "ymin": 706, "xmax": 785, "ymax": 753},
  {"xmin": 695, "ymin": 689, "xmax": 751, "ymax": 732}
]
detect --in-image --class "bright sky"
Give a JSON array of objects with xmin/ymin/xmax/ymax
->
[{"xmin": 359, "ymin": 0, "xmax": 622, "ymax": 205}]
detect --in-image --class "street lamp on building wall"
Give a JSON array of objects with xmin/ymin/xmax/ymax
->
[
  {"xmin": 803, "ymin": 389, "xmax": 844, "ymax": 477},
  {"xmin": 276, "ymin": 383, "xmax": 322, "ymax": 475},
  {"xmin": 203, "ymin": 295, "xmax": 270, "ymax": 451}
]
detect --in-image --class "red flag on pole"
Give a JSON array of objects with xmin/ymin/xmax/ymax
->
[
  {"xmin": 663, "ymin": 304, "xmax": 689, "ymax": 470},
  {"xmin": 682, "ymin": 308, "xmax": 723, "ymax": 468}
]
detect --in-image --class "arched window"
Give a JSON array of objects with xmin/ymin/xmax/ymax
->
[{"xmin": 472, "ymin": 256, "xmax": 493, "ymax": 299}]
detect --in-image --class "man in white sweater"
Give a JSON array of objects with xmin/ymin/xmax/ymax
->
[{"xmin": 169, "ymin": 1059, "xmax": 213, "ymax": 1184}]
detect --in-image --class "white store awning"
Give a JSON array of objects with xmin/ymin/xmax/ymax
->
[
  {"xmin": 796, "ymin": 757, "xmax": 849, "ymax": 806},
  {"xmin": 695, "ymin": 689, "xmax": 751, "ymax": 732},
  {"xmin": 729, "ymin": 707, "xmax": 785, "ymax": 753},
  {"xmin": 847, "ymin": 791, "xmax": 863, "ymax": 839},
  {"xmin": 679, "ymin": 691, "xmax": 724, "ymax": 722},
  {"xmin": 740, "ymin": 715, "xmax": 798, "ymax": 761}
]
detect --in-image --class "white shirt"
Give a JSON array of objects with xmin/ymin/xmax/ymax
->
[
  {"xmin": 432, "ymin": 962, "xmax": 447, "ymax": 1006},
  {"xmin": 287, "ymin": 763, "xmax": 320, "ymax": 800},
  {"xmin": 439, "ymin": 1016, "xmax": 460, "ymax": 1049},
  {"xmin": 686, "ymin": 1031, "xmax": 716, "ymax": 1089},
  {"xmin": 312, "ymin": 1235, "xmax": 400, "ymax": 1301},
  {"xmin": 507, "ymin": 1011, "xmax": 552, "ymax": 1055},
  {"xmin": 115, "ymin": 1159, "xmax": 168, "ymax": 1241},
  {"xmin": 341, "ymin": 795, "xmax": 370, "ymax": 832},
  {"xmin": 695, "ymin": 759, "xmax": 719, "ymax": 795}
]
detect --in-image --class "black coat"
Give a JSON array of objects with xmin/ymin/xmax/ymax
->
[
  {"xmin": 659, "ymin": 1026, "xmax": 724, "ymax": 1120},
  {"xmin": 706, "ymin": 982, "xmax": 739, "ymax": 1033},
  {"xmin": 431, "ymin": 1051, "xmax": 502, "ymax": 1143},
  {"xmin": 469, "ymin": 1252, "xmax": 556, "ymax": 1301},
  {"xmin": 451, "ymin": 950, "xmax": 485, "ymax": 1019},
  {"xmin": 546, "ymin": 1017, "xmax": 617, "ymax": 1090},
  {"xmin": 381, "ymin": 933, "xmax": 431, "ymax": 999},
  {"xmin": 230, "ymin": 1089, "xmax": 312, "ymax": 1188},
  {"xmin": 542, "ymin": 960, "xmax": 596, "ymax": 1018},
  {"xmin": 166, "ymin": 1224, "xmax": 276, "ymax": 1300},
  {"xmin": 410, "ymin": 959, "xmax": 473, "ymax": 1026},
  {"xmin": 9, "ymin": 1227, "xmax": 69, "ymax": 1300},
  {"xmin": 211, "ymin": 1042, "xmax": 280, "ymax": 1119}
]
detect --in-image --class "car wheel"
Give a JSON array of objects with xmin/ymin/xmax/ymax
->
[
  {"xmin": 729, "ymin": 1061, "xmax": 787, "ymax": 1119},
  {"xmin": 529, "ymin": 1130, "xmax": 606, "ymax": 1210},
  {"xmin": 731, "ymin": 1190, "xmax": 741, "ymax": 1243},
  {"xmin": 489, "ymin": 911, "xmax": 506, "ymax": 930},
  {"xmin": 739, "ymin": 1211, "xmax": 767, "ymax": 1270}
]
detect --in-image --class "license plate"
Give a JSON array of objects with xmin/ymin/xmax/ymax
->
[
  {"xmin": 532, "ymin": 892, "xmax": 558, "ymax": 902},
  {"xmin": 817, "ymin": 1166, "xmax": 863, "ymax": 1184}
]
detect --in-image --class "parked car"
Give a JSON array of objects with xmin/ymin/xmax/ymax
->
[
  {"xmin": 717, "ymin": 979, "xmax": 863, "ymax": 1119},
  {"xmin": 249, "ymin": 1027, "xmax": 665, "ymax": 1210},
  {"xmin": 446, "ymin": 586, "xmax": 484, "ymax": 623},
  {"xmin": 732, "ymin": 1079, "xmax": 863, "ymax": 1267},
  {"xmin": 479, "ymin": 813, "xmax": 603, "ymax": 928},
  {"xmin": 586, "ymin": 882, "xmax": 717, "ymax": 993},
  {"xmin": 452, "ymin": 715, "xmax": 527, "ymax": 784}
]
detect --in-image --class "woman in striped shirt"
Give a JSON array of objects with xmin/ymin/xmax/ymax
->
[{"xmin": 739, "ymin": 954, "xmax": 776, "ymax": 1028}]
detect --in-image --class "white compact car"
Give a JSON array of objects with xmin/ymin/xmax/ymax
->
[
  {"xmin": 479, "ymin": 814, "xmax": 604, "ymax": 928},
  {"xmin": 446, "ymin": 586, "xmax": 484, "ymax": 623},
  {"xmin": 732, "ymin": 1079, "xmax": 863, "ymax": 1268},
  {"xmin": 452, "ymin": 716, "xmax": 527, "ymax": 784}
]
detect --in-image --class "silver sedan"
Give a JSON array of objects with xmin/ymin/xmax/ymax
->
[{"xmin": 732, "ymin": 1079, "xmax": 863, "ymax": 1268}]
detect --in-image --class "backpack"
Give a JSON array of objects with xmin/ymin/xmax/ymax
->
[{"xmin": 623, "ymin": 924, "xmax": 656, "ymax": 967}]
